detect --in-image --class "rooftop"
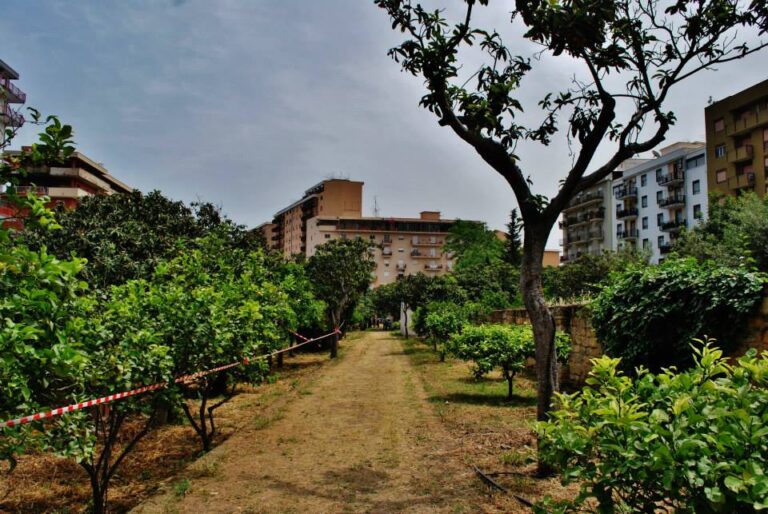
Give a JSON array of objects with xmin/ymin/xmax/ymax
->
[{"xmin": 0, "ymin": 58, "xmax": 20, "ymax": 80}]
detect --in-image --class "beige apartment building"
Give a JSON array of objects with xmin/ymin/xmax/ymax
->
[
  {"xmin": 257, "ymin": 179, "xmax": 462, "ymax": 286},
  {"xmin": 705, "ymin": 78, "xmax": 768, "ymax": 197}
]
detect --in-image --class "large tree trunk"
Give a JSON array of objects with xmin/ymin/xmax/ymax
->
[{"xmin": 520, "ymin": 229, "xmax": 557, "ymax": 421}]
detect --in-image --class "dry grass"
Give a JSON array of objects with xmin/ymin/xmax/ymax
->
[
  {"xmin": 0, "ymin": 348, "xmax": 332, "ymax": 514},
  {"xmin": 400, "ymin": 335, "xmax": 578, "ymax": 510}
]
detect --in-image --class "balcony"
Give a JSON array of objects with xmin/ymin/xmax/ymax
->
[
  {"xmin": 657, "ymin": 171, "xmax": 685, "ymax": 186},
  {"xmin": 0, "ymin": 104, "xmax": 24, "ymax": 127},
  {"xmin": 727, "ymin": 109, "xmax": 768, "ymax": 136},
  {"xmin": 8, "ymin": 185, "xmax": 48, "ymax": 196},
  {"xmin": 660, "ymin": 219, "xmax": 687, "ymax": 232},
  {"xmin": 412, "ymin": 238, "xmax": 442, "ymax": 246},
  {"xmin": 410, "ymin": 249, "xmax": 439, "ymax": 258},
  {"xmin": 424, "ymin": 264, "xmax": 443, "ymax": 271},
  {"xmin": 560, "ymin": 207, "xmax": 605, "ymax": 228},
  {"xmin": 565, "ymin": 190, "xmax": 604, "ymax": 210},
  {"xmin": 589, "ymin": 230, "xmax": 604, "ymax": 241},
  {"xmin": 727, "ymin": 172, "xmax": 756, "ymax": 190},
  {"xmin": 616, "ymin": 207, "xmax": 638, "ymax": 219},
  {"xmin": 1, "ymin": 79, "xmax": 26, "ymax": 103},
  {"xmin": 728, "ymin": 145, "xmax": 754, "ymax": 164},
  {"xmin": 658, "ymin": 194, "xmax": 686, "ymax": 208},
  {"xmin": 616, "ymin": 229, "xmax": 639, "ymax": 240},
  {"xmin": 382, "ymin": 248, "xmax": 392, "ymax": 256},
  {"xmin": 659, "ymin": 242, "xmax": 673, "ymax": 254},
  {"xmin": 614, "ymin": 185, "xmax": 638, "ymax": 200}
]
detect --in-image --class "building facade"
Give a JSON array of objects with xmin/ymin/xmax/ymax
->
[
  {"xmin": 705, "ymin": 78, "xmax": 768, "ymax": 197},
  {"xmin": 305, "ymin": 211, "xmax": 457, "ymax": 287},
  {"xmin": 258, "ymin": 179, "xmax": 465, "ymax": 286},
  {"xmin": 0, "ymin": 58, "xmax": 26, "ymax": 143},
  {"xmin": 0, "ymin": 150, "xmax": 132, "ymax": 224},
  {"xmin": 611, "ymin": 142, "xmax": 708, "ymax": 263},
  {"xmin": 560, "ymin": 144, "xmax": 708, "ymax": 264}
]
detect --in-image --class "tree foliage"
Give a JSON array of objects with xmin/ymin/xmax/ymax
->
[
  {"xmin": 504, "ymin": 208, "xmax": 522, "ymax": 267},
  {"xmin": 447, "ymin": 324, "xmax": 570, "ymax": 400},
  {"xmin": 24, "ymin": 190, "xmax": 264, "ymax": 289},
  {"xmin": 592, "ymin": 258, "xmax": 764, "ymax": 372},
  {"xmin": 537, "ymin": 343, "xmax": 768, "ymax": 513},
  {"xmin": 307, "ymin": 238, "xmax": 375, "ymax": 356},
  {"xmin": 674, "ymin": 192, "xmax": 768, "ymax": 272}
]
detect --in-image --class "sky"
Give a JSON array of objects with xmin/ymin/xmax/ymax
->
[{"xmin": 2, "ymin": 1, "xmax": 766, "ymax": 249}]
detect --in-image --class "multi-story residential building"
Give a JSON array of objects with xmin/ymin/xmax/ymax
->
[
  {"xmin": 258, "ymin": 179, "xmax": 469, "ymax": 286},
  {"xmin": 305, "ymin": 211, "xmax": 458, "ymax": 287},
  {"xmin": 266, "ymin": 179, "xmax": 364, "ymax": 256},
  {"xmin": 0, "ymin": 58, "xmax": 26, "ymax": 143},
  {"xmin": 611, "ymin": 142, "xmax": 708, "ymax": 263},
  {"xmin": 705, "ymin": 78, "xmax": 768, "ymax": 197},
  {"xmin": 0, "ymin": 150, "xmax": 132, "ymax": 225}
]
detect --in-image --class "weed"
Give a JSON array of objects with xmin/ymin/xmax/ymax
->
[{"xmin": 173, "ymin": 478, "xmax": 191, "ymax": 498}]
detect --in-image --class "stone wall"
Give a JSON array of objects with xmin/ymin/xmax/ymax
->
[{"xmin": 490, "ymin": 289, "xmax": 768, "ymax": 387}]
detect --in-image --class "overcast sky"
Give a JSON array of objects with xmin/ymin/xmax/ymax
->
[{"xmin": 2, "ymin": 1, "xmax": 766, "ymax": 249}]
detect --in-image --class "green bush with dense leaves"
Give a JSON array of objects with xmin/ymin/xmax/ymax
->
[
  {"xmin": 446, "ymin": 324, "xmax": 570, "ymax": 399},
  {"xmin": 542, "ymin": 250, "xmax": 648, "ymax": 301},
  {"xmin": 536, "ymin": 342, "xmax": 768, "ymax": 513},
  {"xmin": 592, "ymin": 258, "xmax": 764, "ymax": 372}
]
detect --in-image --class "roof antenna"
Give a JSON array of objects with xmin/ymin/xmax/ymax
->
[{"xmin": 373, "ymin": 196, "xmax": 380, "ymax": 217}]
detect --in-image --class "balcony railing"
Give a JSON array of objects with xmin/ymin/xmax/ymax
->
[
  {"xmin": 589, "ymin": 230, "xmax": 604, "ymax": 241},
  {"xmin": 0, "ymin": 104, "xmax": 24, "ymax": 127},
  {"xmin": 424, "ymin": 264, "xmax": 443, "ymax": 271},
  {"xmin": 560, "ymin": 207, "xmax": 605, "ymax": 228},
  {"xmin": 412, "ymin": 239, "xmax": 442, "ymax": 246},
  {"xmin": 658, "ymin": 194, "xmax": 686, "ymax": 208},
  {"xmin": 565, "ymin": 190, "xmax": 604, "ymax": 210},
  {"xmin": 1, "ymin": 79, "xmax": 26, "ymax": 103},
  {"xmin": 616, "ymin": 207, "xmax": 638, "ymax": 219},
  {"xmin": 616, "ymin": 229, "xmax": 639, "ymax": 240},
  {"xmin": 729, "ymin": 145, "xmax": 754, "ymax": 164},
  {"xmin": 727, "ymin": 109, "xmax": 768, "ymax": 136},
  {"xmin": 7, "ymin": 185, "xmax": 48, "ymax": 196},
  {"xmin": 659, "ymin": 242, "xmax": 673, "ymax": 254},
  {"xmin": 614, "ymin": 185, "xmax": 638, "ymax": 200},
  {"xmin": 657, "ymin": 171, "xmax": 685, "ymax": 186},
  {"xmin": 728, "ymin": 172, "xmax": 756, "ymax": 190},
  {"xmin": 660, "ymin": 219, "xmax": 687, "ymax": 232}
]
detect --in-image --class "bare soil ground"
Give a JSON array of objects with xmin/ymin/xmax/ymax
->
[{"xmin": 132, "ymin": 331, "xmax": 487, "ymax": 514}]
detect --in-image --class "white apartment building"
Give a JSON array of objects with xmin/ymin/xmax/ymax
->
[
  {"xmin": 611, "ymin": 142, "xmax": 708, "ymax": 263},
  {"xmin": 560, "ymin": 143, "xmax": 708, "ymax": 264}
]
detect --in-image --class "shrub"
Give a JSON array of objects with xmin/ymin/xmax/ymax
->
[
  {"xmin": 592, "ymin": 258, "xmax": 764, "ymax": 372},
  {"xmin": 422, "ymin": 301, "xmax": 471, "ymax": 358},
  {"xmin": 536, "ymin": 342, "xmax": 768, "ymax": 513},
  {"xmin": 446, "ymin": 324, "xmax": 571, "ymax": 399}
]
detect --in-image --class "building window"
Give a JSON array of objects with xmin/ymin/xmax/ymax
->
[
  {"xmin": 658, "ymin": 235, "xmax": 665, "ymax": 247},
  {"xmin": 642, "ymin": 217, "xmax": 648, "ymax": 229},
  {"xmin": 693, "ymin": 204, "xmax": 703, "ymax": 219},
  {"xmin": 641, "ymin": 195, "xmax": 648, "ymax": 208},
  {"xmin": 324, "ymin": 234, "xmax": 331, "ymax": 239},
  {"xmin": 657, "ymin": 213, "xmax": 664, "ymax": 226},
  {"xmin": 398, "ymin": 248, "xmax": 404, "ymax": 253},
  {"xmin": 714, "ymin": 144, "xmax": 727, "ymax": 158},
  {"xmin": 686, "ymin": 154, "xmax": 705, "ymax": 168},
  {"xmin": 716, "ymin": 169, "xmax": 727, "ymax": 183},
  {"xmin": 383, "ymin": 271, "xmax": 390, "ymax": 278},
  {"xmin": 655, "ymin": 168, "xmax": 662, "ymax": 181},
  {"xmin": 714, "ymin": 117, "xmax": 725, "ymax": 132},
  {"xmin": 642, "ymin": 238, "xmax": 650, "ymax": 250},
  {"xmin": 398, "ymin": 235, "xmax": 404, "ymax": 240},
  {"xmin": 369, "ymin": 235, "xmax": 376, "ymax": 240},
  {"xmin": 641, "ymin": 174, "xmax": 647, "ymax": 187},
  {"xmin": 656, "ymin": 190, "xmax": 663, "ymax": 203}
]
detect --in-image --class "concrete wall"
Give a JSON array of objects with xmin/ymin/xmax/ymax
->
[{"xmin": 490, "ymin": 289, "xmax": 768, "ymax": 387}]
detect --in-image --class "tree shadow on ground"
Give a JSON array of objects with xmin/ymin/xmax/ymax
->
[{"xmin": 428, "ymin": 392, "xmax": 536, "ymax": 408}]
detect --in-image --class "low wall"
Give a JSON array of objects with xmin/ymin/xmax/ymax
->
[{"xmin": 490, "ymin": 290, "xmax": 768, "ymax": 387}]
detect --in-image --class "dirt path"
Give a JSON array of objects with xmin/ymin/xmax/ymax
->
[{"xmin": 133, "ymin": 331, "xmax": 479, "ymax": 514}]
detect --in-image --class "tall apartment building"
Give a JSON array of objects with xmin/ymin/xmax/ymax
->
[
  {"xmin": 560, "ymin": 144, "xmax": 708, "ymax": 264},
  {"xmin": 560, "ymin": 159, "xmax": 647, "ymax": 263},
  {"xmin": 0, "ymin": 58, "xmax": 26, "ymax": 143},
  {"xmin": 705, "ymin": 78, "xmax": 768, "ymax": 197},
  {"xmin": 611, "ymin": 142, "xmax": 708, "ymax": 263},
  {"xmin": 0, "ymin": 150, "xmax": 132, "ymax": 224},
  {"xmin": 257, "ymin": 179, "xmax": 463, "ymax": 286}
]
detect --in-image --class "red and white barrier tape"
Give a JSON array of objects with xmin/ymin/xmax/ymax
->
[{"xmin": 0, "ymin": 329, "xmax": 340, "ymax": 429}]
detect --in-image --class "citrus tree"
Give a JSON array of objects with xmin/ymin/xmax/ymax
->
[{"xmin": 537, "ymin": 342, "xmax": 768, "ymax": 513}]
